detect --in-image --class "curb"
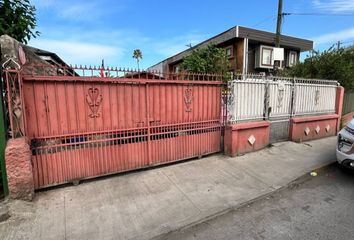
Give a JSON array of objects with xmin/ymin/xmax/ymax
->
[{"xmin": 151, "ymin": 161, "xmax": 336, "ymax": 240}]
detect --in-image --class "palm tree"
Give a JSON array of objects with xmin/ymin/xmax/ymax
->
[{"xmin": 132, "ymin": 49, "xmax": 142, "ymax": 70}]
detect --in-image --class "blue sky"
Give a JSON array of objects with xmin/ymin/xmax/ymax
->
[{"xmin": 29, "ymin": 0, "xmax": 354, "ymax": 68}]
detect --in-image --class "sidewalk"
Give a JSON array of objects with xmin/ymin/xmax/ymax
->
[{"xmin": 0, "ymin": 137, "xmax": 337, "ymax": 240}]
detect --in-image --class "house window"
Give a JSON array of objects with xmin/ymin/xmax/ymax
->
[
  {"xmin": 288, "ymin": 51, "xmax": 297, "ymax": 67},
  {"xmin": 225, "ymin": 47, "xmax": 232, "ymax": 58},
  {"xmin": 174, "ymin": 65, "xmax": 180, "ymax": 73},
  {"xmin": 261, "ymin": 47, "xmax": 273, "ymax": 66}
]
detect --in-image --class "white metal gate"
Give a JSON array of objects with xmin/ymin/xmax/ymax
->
[{"xmin": 227, "ymin": 75, "xmax": 339, "ymax": 143}]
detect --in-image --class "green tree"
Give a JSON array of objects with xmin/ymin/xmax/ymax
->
[
  {"xmin": 279, "ymin": 46, "xmax": 354, "ymax": 90},
  {"xmin": 180, "ymin": 44, "xmax": 231, "ymax": 81},
  {"xmin": 132, "ymin": 49, "xmax": 142, "ymax": 70},
  {"xmin": 0, "ymin": 0, "xmax": 40, "ymax": 44}
]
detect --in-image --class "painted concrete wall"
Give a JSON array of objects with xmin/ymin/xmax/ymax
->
[{"xmin": 224, "ymin": 121, "xmax": 270, "ymax": 156}]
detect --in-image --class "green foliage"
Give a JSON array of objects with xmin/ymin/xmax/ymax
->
[
  {"xmin": 180, "ymin": 44, "xmax": 231, "ymax": 81},
  {"xmin": 279, "ymin": 46, "xmax": 354, "ymax": 90},
  {"xmin": 0, "ymin": 0, "xmax": 40, "ymax": 44}
]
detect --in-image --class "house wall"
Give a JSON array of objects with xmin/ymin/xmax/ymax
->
[
  {"xmin": 165, "ymin": 38, "xmax": 245, "ymax": 75},
  {"xmin": 235, "ymin": 39, "xmax": 244, "ymax": 74},
  {"xmin": 246, "ymin": 44, "xmax": 301, "ymax": 74},
  {"xmin": 247, "ymin": 42, "xmax": 256, "ymax": 73},
  {"xmin": 217, "ymin": 39, "xmax": 244, "ymax": 74},
  {"xmin": 158, "ymin": 39, "xmax": 303, "ymax": 76}
]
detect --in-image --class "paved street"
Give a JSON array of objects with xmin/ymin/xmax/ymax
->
[
  {"xmin": 162, "ymin": 164, "xmax": 354, "ymax": 240},
  {"xmin": 0, "ymin": 137, "xmax": 339, "ymax": 240}
]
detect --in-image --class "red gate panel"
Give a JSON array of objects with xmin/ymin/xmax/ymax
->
[{"xmin": 21, "ymin": 66, "xmax": 223, "ymax": 189}]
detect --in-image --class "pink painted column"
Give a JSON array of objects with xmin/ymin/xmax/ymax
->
[
  {"xmin": 336, "ymin": 86, "xmax": 345, "ymax": 131},
  {"xmin": 5, "ymin": 137, "xmax": 34, "ymax": 201}
]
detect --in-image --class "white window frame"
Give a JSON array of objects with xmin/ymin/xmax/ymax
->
[
  {"xmin": 261, "ymin": 47, "xmax": 273, "ymax": 66},
  {"xmin": 288, "ymin": 51, "xmax": 298, "ymax": 67},
  {"xmin": 225, "ymin": 47, "xmax": 233, "ymax": 58}
]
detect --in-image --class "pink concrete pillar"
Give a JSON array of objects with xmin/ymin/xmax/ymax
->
[
  {"xmin": 336, "ymin": 86, "xmax": 344, "ymax": 131},
  {"xmin": 5, "ymin": 137, "xmax": 34, "ymax": 201}
]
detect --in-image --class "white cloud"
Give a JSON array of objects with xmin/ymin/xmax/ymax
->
[
  {"xmin": 32, "ymin": 0, "xmax": 125, "ymax": 22},
  {"xmin": 312, "ymin": 0, "xmax": 354, "ymax": 13},
  {"xmin": 28, "ymin": 24, "xmax": 209, "ymax": 68},
  {"xmin": 30, "ymin": 39, "xmax": 125, "ymax": 65},
  {"xmin": 313, "ymin": 26, "xmax": 354, "ymax": 45},
  {"xmin": 152, "ymin": 33, "xmax": 210, "ymax": 57},
  {"xmin": 31, "ymin": 0, "xmax": 56, "ymax": 8},
  {"xmin": 59, "ymin": 3, "xmax": 101, "ymax": 21}
]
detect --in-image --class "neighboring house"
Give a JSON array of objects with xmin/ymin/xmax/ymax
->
[
  {"xmin": 0, "ymin": 35, "xmax": 76, "ymax": 76},
  {"xmin": 123, "ymin": 71, "xmax": 165, "ymax": 79},
  {"xmin": 149, "ymin": 26, "xmax": 313, "ymax": 75}
]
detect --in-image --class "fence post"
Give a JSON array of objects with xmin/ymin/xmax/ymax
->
[
  {"xmin": 264, "ymin": 78, "xmax": 270, "ymax": 120},
  {"xmin": 2, "ymin": 60, "xmax": 33, "ymax": 200},
  {"xmin": 290, "ymin": 77, "xmax": 296, "ymax": 117},
  {"xmin": 0, "ymin": 65, "xmax": 8, "ymax": 196}
]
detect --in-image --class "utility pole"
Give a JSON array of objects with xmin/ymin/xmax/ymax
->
[
  {"xmin": 275, "ymin": 0, "xmax": 283, "ymax": 47},
  {"xmin": 337, "ymin": 41, "xmax": 341, "ymax": 50}
]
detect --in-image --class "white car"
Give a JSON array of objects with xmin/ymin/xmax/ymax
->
[{"xmin": 337, "ymin": 118, "xmax": 354, "ymax": 169}]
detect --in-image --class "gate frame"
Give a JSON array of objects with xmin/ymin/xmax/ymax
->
[{"xmin": 0, "ymin": 65, "xmax": 8, "ymax": 196}]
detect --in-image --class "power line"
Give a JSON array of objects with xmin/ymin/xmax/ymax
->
[
  {"xmin": 251, "ymin": 15, "xmax": 277, "ymax": 28},
  {"xmin": 284, "ymin": 12, "xmax": 354, "ymax": 16},
  {"xmin": 341, "ymin": 40, "xmax": 354, "ymax": 44}
]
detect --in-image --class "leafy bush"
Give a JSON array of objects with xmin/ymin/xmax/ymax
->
[
  {"xmin": 279, "ymin": 46, "xmax": 354, "ymax": 90},
  {"xmin": 180, "ymin": 44, "xmax": 231, "ymax": 81}
]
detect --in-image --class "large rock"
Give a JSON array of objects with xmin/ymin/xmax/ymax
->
[{"xmin": 5, "ymin": 137, "xmax": 34, "ymax": 201}]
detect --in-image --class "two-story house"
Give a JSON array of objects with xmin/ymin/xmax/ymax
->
[{"xmin": 149, "ymin": 26, "xmax": 313, "ymax": 75}]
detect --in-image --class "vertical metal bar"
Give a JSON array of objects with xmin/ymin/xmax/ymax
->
[
  {"xmin": 264, "ymin": 80, "xmax": 270, "ymax": 120},
  {"xmin": 64, "ymin": 82, "xmax": 71, "ymax": 134},
  {"xmin": 0, "ymin": 73, "xmax": 8, "ymax": 195},
  {"xmin": 17, "ymin": 71, "xmax": 27, "ymax": 137},
  {"xmin": 145, "ymin": 83, "xmax": 151, "ymax": 165},
  {"xmin": 115, "ymin": 83, "xmax": 120, "ymax": 170},
  {"xmin": 291, "ymin": 78, "xmax": 296, "ymax": 117},
  {"xmin": 43, "ymin": 82, "xmax": 52, "ymax": 135}
]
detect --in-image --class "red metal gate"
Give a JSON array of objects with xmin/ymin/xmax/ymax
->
[{"xmin": 19, "ymin": 65, "xmax": 223, "ymax": 189}]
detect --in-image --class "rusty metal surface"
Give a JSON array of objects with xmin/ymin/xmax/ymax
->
[{"xmin": 7, "ymin": 65, "xmax": 223, "ymax": 189}]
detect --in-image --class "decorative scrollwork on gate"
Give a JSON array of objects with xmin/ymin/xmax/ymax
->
[
  {"xmin": 184, "ymin": 87, "xmax": 193, "ymax": 112},
  {"xmin": 5, "ymin": 70, "xmax": 25, "ymax": 138},
  {"xmin": 86, "ymin": 87, "xmax": 103, "ymax": 118},
  {"xmin": 2, "ymin": 52, "xmax": 24, "ymax": 137},
  {"xmin": 227, "ymin": 81, "xmax": 236, "ymax": 122},
  {"xmin": 277, "ymin": 83, "xmax": 285, "ymax": 108}
]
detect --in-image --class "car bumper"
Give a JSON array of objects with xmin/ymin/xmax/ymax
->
[
  {"xmin": 336, "ymin": 149, "xmax": 354, "ymax": 164},
  {"xmin": 336, "ymin": 128, "xmax": 354, "ymax": 168}
]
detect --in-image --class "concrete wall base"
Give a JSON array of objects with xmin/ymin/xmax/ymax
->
[
  {"xmin": 289, "ymin": 114, "xmax": 339, "ymax": 143},
  {"xmin": 5, "ymin": 137, "xmax": 34, "ymax": 201},
  {"xmin": 224, "ymin": 121, "xmax": 270, "ymax": 157}
]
